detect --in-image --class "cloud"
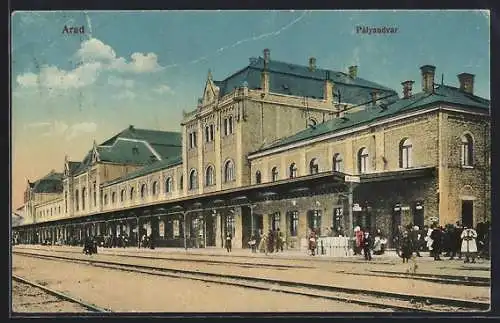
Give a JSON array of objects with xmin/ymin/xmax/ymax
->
[
  {"xmin": 153, "ymin": 84, "xmax": 174, "ymax": 94},
  {"xmin": 16, "ymin": 62, "xmax": 102, "ymax": 90},
  {"xmin": 113, "ymin": 90, "xmax": 136, "ymax": 100},
  {"xmin": 41, "ymin": 120, "xmax": 70, "ymax": 137},
  {"xmin": 67, "ymin": 122, "xmax": 97, "ymax": 140},
  {"xmin": 24, "ymin": 121, "xmax": 52, "ymax": 129},
  {"xmin": 109, "ymin": 52, "xmax": 162, "ymax": 73},
  {"xmin": 108, "ymin": 76, "xmax": 134, "ymax": 88},
  {"xmin": 76, "ymin": 38, "xmax": 117, "ymax": 63},
  {"xmin": 76, "ymin": 38, "xmax": 162, "ymax": 73},
  {"xmin": 16, "ymin": 37, "xmax": 162, "ymax": 91},
  {"xmin": 25, "ymin": 120, "xmax": 97, "ymax": 140}
]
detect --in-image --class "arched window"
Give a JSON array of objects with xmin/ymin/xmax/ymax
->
[
  {"xmin": 140, "ymin": 184, "xmax": 147, "ymax": 199},
  {"xmin": 289, "ymin": 163, "xmax": 297, "ymax": 178},
  {"xmin": 165, "ymin": 177, "xmax": 172, "ymax": 193},
  {"xmin": 120, "ymin": 189, "xmax": 125, "ymax": 202},
  {"xmin": 224, "ymin": 160, "xmax": 235, "ymax": 182},
  {"xmin": 81, "ymin": 187, "xmax": 86, "ymax": 210},
  {"xmin": 179, "ymin": 175, "xmax": 184, "ymax": 190},
  {"xmin": 104, "ymin": 194, "xmax": 108, "ymax": 205},
  {"xmin": 205, "ymin": 165, "xmax": 215, "ymax": 186},
  {"xmin": 58, "ymin": 206, "xmax": 61, "ymax": 214},
  {"xmin": 189, "ymin": 169, "xmax": 198, "ymax": 190},
  {"xmin": 461, "ymin": 133, "xmax": 474, "ymax": 167},
  {"xmin": 112, "ymin": 192, "xmax": 116, "ymax": 204},
  {"xmin": 271, "ymin": 167, "xmax": 279, "ymax": 182},
  {"xmin": 75, "ymin": 189, "xmax": 79, "ymax": 211},
  {"xmin": 399, "ymin": 138, "xmax": 413, "ymax": 169},
  {"xmin": 358, "ymin": 147, "xmax": 369, "ymax": 174},
  {"xmin": 333, "ymin": 153, "xmax": 343, "ymax": 172},
  {"xmin": 152, "ymin": 181, "xmax": 158, "ymax": 195},
  {"xmin": 309, "ymin": 158, "xmax": 319, "ymax": 175},
  {"xmin": 209, "ymin": 124, "xmax": 214, "ymax": 141},
  {"xmin": 255, "ymin": 170, "xmax": 262, "ymax": 184},
  {"xmin": 65, "ymin": 191, "xmax": 68, "ymax": 213},
  {"xmin": 129, "ymin": 187, "xmax": 135, "ymax": 201},
  {"xmin": 308, "ymin": 118, "xmax": 317, "ymax": 127}
]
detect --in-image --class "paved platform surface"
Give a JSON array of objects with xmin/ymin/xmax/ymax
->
[{"xmin": 14, "ymin": 244, "xmax": 491, "ymax": 279}]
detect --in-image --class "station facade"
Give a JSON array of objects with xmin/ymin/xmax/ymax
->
[{"xmin": 14, "ymin": 50, "xmax": 490, "ymax": 249}]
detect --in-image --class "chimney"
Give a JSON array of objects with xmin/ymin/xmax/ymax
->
[
  {"xmin": 263, "ymin": 48, "xmax": 270, "ymax": 66},
  {"xmin": 420, "ymin": 65, "xmax": 436, "ymax": 93},
  {"xmin": 401, "ymin": 80, "xmax": 415, "ymax": 99},
  {"xmin": 260, "ymin": 70, "xmax": 269, "ymax": 93},
  {"xmin": 348, "ymin": 65, "xmax": 358, "ymax": 78},
  {"xmin": 129, "ymin": 124, "xmax": 134, "ymax": 131},
  {"xmin": 324, "ymin": 71, "xmax": 334, "ymax": 102},
  {"xmin": 249, "ymin": 57, "xmax": 258, "ymax": 65},
  {"xmin": 370, "ymin": 90, "xmax": 379, "ymax": 105},
  {"xmin": 309, "ymin": 57, "xmax": 317, "ymax": 71},
  {"xmin": 457, "ymin": 73, "xmax": 475, "ymax": 94}
]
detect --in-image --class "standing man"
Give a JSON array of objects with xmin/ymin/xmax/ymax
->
[
  {"xmin": 410, "ymin": 225, "xmax": 422, "ymax": 257},
  {"xmin": 430, "ymin": 223, "xmax": 443, "ymax": 261},
  {"xmin": 362, "ymin": 231, "xmax": 373, "ymax": 261},
  {"xmin": 226, "ymin": 232, "xmax": 232, "ymax": 253}
]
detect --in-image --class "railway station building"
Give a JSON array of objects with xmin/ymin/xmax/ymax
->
[{"xmin": 13, "ymin": 49, "xmax": 490, "ymax": 250}]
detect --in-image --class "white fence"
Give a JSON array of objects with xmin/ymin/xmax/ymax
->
[{"xmin": 300, "ymin": 237, "xmax": 352, "ymax": 257}]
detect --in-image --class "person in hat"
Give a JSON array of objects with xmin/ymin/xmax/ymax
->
[
  {"xmin": 401, "ymin": 231, "xmax": 413, "ymax": 263},
  {"xmin": 362, "ymin": 231, "xmax": 373, "ymax": 261},
  {"xmin": 410, "ymin": 225, "xmax": 422, "ymax": 257}
]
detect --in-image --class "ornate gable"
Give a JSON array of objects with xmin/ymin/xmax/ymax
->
[
  {"xmin": 202, "ymin": 70, "xmax": 220, "ymax": 105},
  {"xmin": 91, "ymin": 140, "xmax": 100, "ymax": 164}
]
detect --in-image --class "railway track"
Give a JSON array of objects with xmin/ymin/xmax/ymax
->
[
  {"xmin": 12, "ymin": 274, "xmax": 111, "ymax": 314},
  {"xmin": 13, "ymin": 250, "xmax": 490, "ymax": 312},
  {"xmin": 15, "ymin": 247, "xmax": 490, "ymax": 287}
]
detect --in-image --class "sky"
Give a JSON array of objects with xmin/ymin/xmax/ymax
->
[{"xmin": 11, "ymin": 10, "xmax": 490, "ymax": 209}]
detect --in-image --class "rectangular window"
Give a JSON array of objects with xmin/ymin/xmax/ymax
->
[
  {"xmin": 226, "ymin": 214, "xmax": 236, "ymax": 237},
  {"xmin": 193, "ymin": 132, "xmax": 197, "ymax": 148},
  {"xmin": 271, "ymin": 212, "xmax": 280, "ymax": 230},
  {"xmin": 307, "ymin": 210, "xmax": 322, "ymax": 236},
  {"xmin": 210, "ymin": 124, "xmax": 214, "ymax": 141},
  {"xmin": 289, "ymin": 211, "xmax": 299, "ymax": 236},
  {"xmin": 173, "ymin": 220, "xmax": 180, "ymax": 238},
  {"xmin": 224, "ymin": 119, "xmax": 228, "ymax": 136},
  {"xmin": 333, "ymin": 208, "xmax": 343, "ymax": 233}
]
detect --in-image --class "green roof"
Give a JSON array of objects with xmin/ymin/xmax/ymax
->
[
  {"xmin": 73, "ymin": 126, "xmax": 182, "ymax": 176},
  {"xmin": 254, "ymin": 85, "xmax": 490, "ymax": 153},
  {"xmin": 31, "ymin": 171, "xmax": 63, "ymax": 193},
  {"xmin": 102, "ymin": 155, "xmax": 183, "ymax": 187},
  {"xmin": 214, "ymin": 57, "xmax": 398, "ymax": 106}
]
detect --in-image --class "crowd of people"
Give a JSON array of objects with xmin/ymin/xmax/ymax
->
[
  {"xmin": 244, "ymin": 228, "xmax": 286, "ymax": 255},
  {"xmin": 353, "ymin": 221, "xmax": 490, "ymax": 263}
]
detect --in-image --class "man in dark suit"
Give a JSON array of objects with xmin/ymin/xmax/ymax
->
[{"xmin": 430, "ymin": 225, "xmax": 443, "ymax": 261}]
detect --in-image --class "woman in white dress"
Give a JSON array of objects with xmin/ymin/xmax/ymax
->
[
  {"xmin": 425, "ymin": 226, "xmax": 434, "ymax": 257},
  {"xmin": 461, "ymin": 226, "xmax": 478, "ymax": 263}
]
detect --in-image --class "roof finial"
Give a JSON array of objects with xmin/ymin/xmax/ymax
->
[
  {"xmin": 208, "ymin": 69, "xmax": 213, "ymax": 81},
  {"xmin": 441, "ymin": 73, "xmax": 444, "ymax": 86}
]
